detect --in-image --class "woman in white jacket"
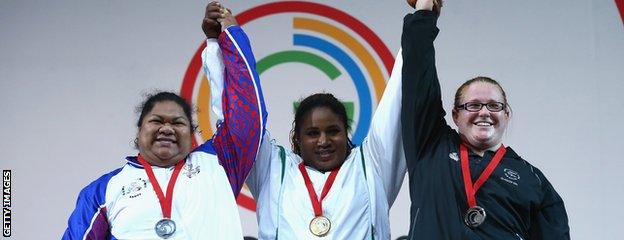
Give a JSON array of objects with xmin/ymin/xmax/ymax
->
[{"xmin": 231, "ymin": 51, "xmax": 407, "ymax": 239}]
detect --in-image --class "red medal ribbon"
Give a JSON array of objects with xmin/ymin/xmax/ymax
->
[
  {"xmin": 298, "ymin": 163, "xmax": 340, "ymax": 217},
  {"xmin": 460, "ymin": 143, "xmax": 506, "ymax": 208},
  {"xmin": 138, "ymin": 155, "xmax": 185, "ymax": 219}
]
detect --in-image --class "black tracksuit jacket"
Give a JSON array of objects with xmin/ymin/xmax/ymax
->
[{"xmin": 401, "ymin": 10, "xmax": 570, "ymax": 240}]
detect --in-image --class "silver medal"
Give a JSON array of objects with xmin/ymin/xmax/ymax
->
[
  {"xmin": 155, "ymin": 218, "xmax": 176, "ymax": 239},
  {"xmin": 464, "ymin": 206, "xmax": 486, "ymax": 227}
]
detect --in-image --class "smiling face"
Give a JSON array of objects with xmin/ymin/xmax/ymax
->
[
  {"xmin": 296, "ymin": 106, "xmax": 348, "ymax": 172},
  {"xmin": 137, "ymin": 101, "xmax": 192, "ymax": 167},
  {"xmin": 452, "ymin": 82, "xmax": 509, "ymax": 152}
]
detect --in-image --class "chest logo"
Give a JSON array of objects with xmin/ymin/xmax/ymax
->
[
  {"xmin": 121, "ymin": 178, "xmax": 148, "ymax": 198},
  {"xmin": 500, "ymin": 168, "xmax": 520, "ymax": 186},
  {"xmin": 504, "ymin": 168, "xmax": 520, "ymax": 181},
  {"xmin": 449, "ymin": 152, "xmax": 459, "ymax": 161},
  {"xmin": 183, "ymin": 162, "xmax": 200, "ymax": 178}
]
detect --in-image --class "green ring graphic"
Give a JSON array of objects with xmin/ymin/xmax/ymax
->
[
  {"xmin": 257, "ymin": 50, "xmax": 341, "ymax": 79},
  {"xmin": 256, "ymin": 50, "xmax": 355, "ymax": 123}
]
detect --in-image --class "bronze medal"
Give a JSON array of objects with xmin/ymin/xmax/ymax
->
[
  {"xmin": 464, "ymin": 206, "xmax": 486, "ymax": 227},
  {"xmin": 459, "ymin": 144, "xmax": 506, "ymax": 229}
]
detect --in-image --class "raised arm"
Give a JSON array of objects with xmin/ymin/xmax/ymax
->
[
  {"xmin": 200, "ymin": 3, "xmax": 267, "ymax": 196},
  {"xmin": 401, "ymin": 0, "xmax": 446, "ymax": 171},
  {"xmin": 361, "ymin": 49, "xmax": 406, "ymax": 205}
]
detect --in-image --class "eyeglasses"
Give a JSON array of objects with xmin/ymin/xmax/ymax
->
[{"xmin": 455, "ymin": 102, "xmax": 506, "ymax": 112}]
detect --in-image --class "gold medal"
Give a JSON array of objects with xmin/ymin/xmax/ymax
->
[
  {"xmin": 299, "ymin": 163, "xmax": 340, "ymax": 237},
  {"xmin": 309, "ymin": 216, "xmax": 331, "ymax": 237}
]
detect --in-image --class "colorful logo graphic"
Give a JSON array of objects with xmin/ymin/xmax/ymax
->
[{"xmin": 180, "ymin": 1, "xmax": 394, "ymax": 211}]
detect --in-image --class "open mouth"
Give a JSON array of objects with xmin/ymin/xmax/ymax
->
[
  {"xmin": 474, "ymin": 121, "xmax": 493, "ymax": 127},
  {"xmin": 155, "ymin": 138, "xmax": 177, "ymax": 144}
]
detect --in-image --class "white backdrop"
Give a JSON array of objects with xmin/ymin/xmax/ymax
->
[{"xmin": 1, "ymin": 0, "xmax": 623, "ymax": 239}]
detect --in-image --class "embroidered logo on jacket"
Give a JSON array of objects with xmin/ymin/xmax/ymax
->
[
  {"xmin": 183, "ymin": 162, "xmax": 200, "ymax": 178},
  {"xmin": 500, "ymin": 168, "xmax": 520, "ymax": 186},
  {"xmin": 504, "ymin": 168, "xmax": 520, "ymax": 180},
  {"xmin": 122, "ymin": 178, "xmax": 148, "ymax": 198}
]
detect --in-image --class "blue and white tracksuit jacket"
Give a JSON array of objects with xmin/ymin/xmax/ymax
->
[{"xmin": 62, "ymin": 26, "xmax": 267, "ymax": 240}]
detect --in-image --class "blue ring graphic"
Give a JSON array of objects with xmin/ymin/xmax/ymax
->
[{"xmin": 294, "ymin": 34, "xmax": 372, "ymax": 145}]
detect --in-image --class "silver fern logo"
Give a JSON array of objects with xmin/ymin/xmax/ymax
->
[{"xmin": 449, "ymin": 152, "xmax": 459, "ymax": 161}]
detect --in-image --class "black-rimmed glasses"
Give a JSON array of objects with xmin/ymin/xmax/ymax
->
[{"xmin": 455, "ymin": 102, "xmax": 506, "ymax": 112}]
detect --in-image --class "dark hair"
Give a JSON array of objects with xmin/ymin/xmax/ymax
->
[
  {"xmin": 135, "ymin": 92, "xmax": 196, "ymax": 146},
  {"xmin": 454, "ymin": 76, "xmax": 511, "ymax": 113},
  {"xmin": 290, "ymin": 93, "xmax": 353, "ymax": 155}
]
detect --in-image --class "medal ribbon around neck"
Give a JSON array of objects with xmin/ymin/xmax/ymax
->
[
  {"xmin": 460, "ymin": 143, "xmax": 506, "ymax": 208},
  {"xmin": 298, "ymin": 163, "xmax": 340, "ymax": 217},
  {"xmin": 138, "ymin": 155, "xmax": 185, "ymax": 219}
]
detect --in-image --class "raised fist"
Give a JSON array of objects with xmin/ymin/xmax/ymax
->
[
  {"xmin": 407, "ymin": 0, "xmax": 443, "ymax": 15},
  {"xmin": 202, "ymin": 1, "xmax": 222, "ymax": 38}
]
